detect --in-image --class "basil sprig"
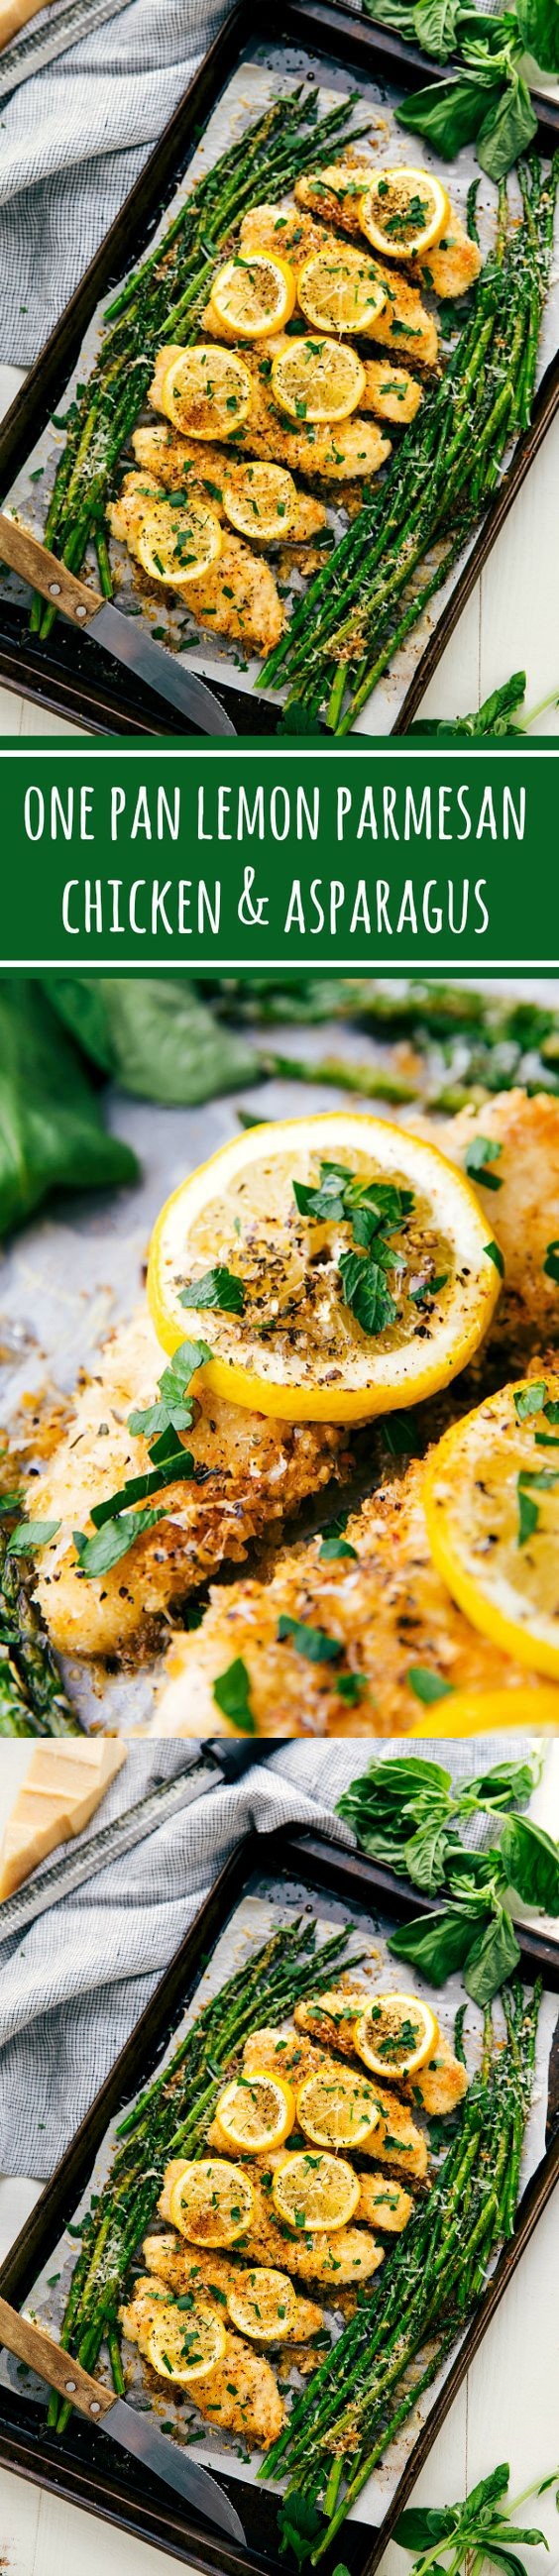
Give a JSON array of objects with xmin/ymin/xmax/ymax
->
[{"xmin": 337, "ymin": 1749, "xmax": 559, "ymax": 2004}]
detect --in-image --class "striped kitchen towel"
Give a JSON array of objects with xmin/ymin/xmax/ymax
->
[
  {"xmin": 0, "ymin": 0, "xmax": 233, "ymax": 367},
  {"xmin": 0, "ymin": 1731, "xmax": 532, "ymax": 2179}
]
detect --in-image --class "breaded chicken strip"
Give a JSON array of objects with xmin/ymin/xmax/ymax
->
[
  {"xmin": 361, "ymin": 359, "xmax": 422, "ymax": 424},
  {"xmin": 130, "ymin": 428, "xmax": 328, "ymax": 543},
  {"xmin": 108, "ymin": 469, "xmax": 283, "ymax": 654},
  {"xmin": 142, "ymin": 2235, "xmax": 323, "ymax": 2338},
  {"xmin": 294, "ymin": 167, "xmax": 481, "ymax": 302},
  {"xmin": 159, "ymin": 2160, "xmax": 384, "ymax": 2288},
  {"xmin": 240, "ymin": 201, "xmax": 438, "ymax": 367},
  {"xmin": 29, "ymin": 1307, "xmax": 347, "ymax": 1659},
  {"xmin": 120, "ymin": 2273, "xmax": 284, "ymax": 2443},
  {"xmin": 240, "ymin": 2030, "xmax": 416, "ymax": 2213},
  {"xmin": 149, "ymin": 343, "xmax": 391, "ymax": 482},
  {"xmin": 293, "ymin": 1996, "xmax": 467, "ymax": 2117},
  {"xmin": 428, "ymin": 1091, "xmax": 559, "ymax": 1366}
]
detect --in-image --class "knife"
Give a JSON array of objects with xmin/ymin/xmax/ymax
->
[
  {"xmin": 0, "ymin": 1741, "xmax": 277, "ymax": 1946},
  {"xmin": 0, "ymin": 512, "xmax": 237, "ymax": 736},
  {"xmin": 0, "ymin": 2294, "xmax": 246, "ymax": 2543}
]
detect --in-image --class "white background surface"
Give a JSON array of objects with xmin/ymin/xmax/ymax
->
[
  {"xmin": 0, "ymin": 1741, "xmax": 558, "ymax": 2571},
  {"xmin": 1, "ymin": 360, "xmax": 558, "ymax": 737}
]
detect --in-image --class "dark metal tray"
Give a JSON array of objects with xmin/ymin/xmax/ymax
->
[
  {"xmin": 0, "ymin": 0, "xmax": 558, "ymax": 736},
  {"xmin": 0, "ymin": 1823, "xmax": 558, "ymax": 2573}
]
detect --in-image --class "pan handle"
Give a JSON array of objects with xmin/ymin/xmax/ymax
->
[{"xmin": 0, "ymin": 2292, "xmax": 116, "ymax": 2419}]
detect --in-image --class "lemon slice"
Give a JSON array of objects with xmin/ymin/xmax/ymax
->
[
  {"xmin": 147, "ymin": 1113, "xmax": 502, "ymax": 1426},
  {"xmin": 168, "ymin": 2159, "xmax": 254, "ymax": 2246},
  {"xmin": 354, "ymin": 1994, "xmax": 438, "ymax": 2079},
  {"xmin": 359, "ymin": 168, "xmax": 450, "ymax": 261},
  {"xmin": 210, "ymin": 253, "xmax": 296, "ymax": 339},
  {"xmin": 272, "ymin": 2150, "xmax": 360, "ymax": 2232},
  {"xmin": 214, "ymin": 2073, "xmax": 295, "ymax": 2154},
  {"xmin": 296, "ymin": 2067, "xmax": 381, "ymax": 2151},
  {"xmin": 159, "ymin": 345, "xmax": 253, "ymax": 441},
  {"xmin": 271, "ymin": 337, "xmax": 366, "ymax": 424},
  {"xmin": 222, "ymin": 461, "xmax": 297, "ymax": 542},
  {"xmin": 147, "ymin": 2299, "xmax": 226, "ymax": 2385},
  {"xmin": 408, "ymin": 1683, "xmax": 559, "ymax": 1737},
  {"xmin": 135, "ymin": 495, "xmax": 222, "ymax": 588},
  {"xmin": 226, "ymin": 2267, "xmax": 298, "ymax": 2343},
  {"xmin": 424, "ymin": 1374, "xmax": 559, "ymax": 1678},
  {"xmin": 297, "ymin": 249, "xmax": 386, "ymax": 337}
]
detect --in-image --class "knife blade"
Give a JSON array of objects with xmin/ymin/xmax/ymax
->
[
  {"xmin": 0, "ymin": 1741, "xmax": 277, "ymax": 1945},
  {"xmin": 0, "ymin": 512, "xmax": 237, "ymax": 736},
  {"xmin": 0, "ymin": 2295, "xmax": 246, "ymax": 2544}
]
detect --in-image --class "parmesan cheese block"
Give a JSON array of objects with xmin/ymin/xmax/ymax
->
[{"xmin": 0, "ymin": 1741, "xmax": 127, "ymax": 1901}]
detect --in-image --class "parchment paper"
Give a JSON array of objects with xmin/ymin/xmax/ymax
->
[
  {"xmin": 7, "ymin": 1870, "xmax": 557, "ymax": 2526},
  {"xmin": 2, "ymin": 38, "xmax": 558, "ymax": 735}
]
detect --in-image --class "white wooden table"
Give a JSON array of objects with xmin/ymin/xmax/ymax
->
[
  {"xmin": 1, "ymin": 362, "xmax": 558, "ymax": 736},
  {"xmin": 0, "ymin": 1741, "xmax": 558, "ymax": 2572}
]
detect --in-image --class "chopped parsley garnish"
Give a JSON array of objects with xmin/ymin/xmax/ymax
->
[
  {"xmin": 212, "ymin": 1656, "xmax": 256, "ymax": 1733},
  {"xmin": 464, "ymin": 1136, "xmax": 503, "ymax": 1190},
  {"xmin": 7, "ymin": 1518, "xmax": 60, "ymax": 1555},
  {"xmin": 179, "ymin": 1266, "xmax": 245, "ymax": 1314},
  {"xmin": 407, "ymin": 1665, "xmax": 454, "ymax": 1703},
  {"xmin": 73, "ymin": 1505, "xmax": 168, "ymax": 1580},
  {"xmin": 484, "ymin": 1239, "xmax": 504, "ymax": 1276},
  {"xmin": 544, "ymin": 1239, "xmax": 559, "ymax": 1281},
  {"xmin": 277, "ymin": 1614, "xmax": 343, "ymax": 1664}
]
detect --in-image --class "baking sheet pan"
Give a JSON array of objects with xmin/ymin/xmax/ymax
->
[
  {"xmin": 0, "ymin": 0, "xmax": 558, "ymax": 738},
  {"xmin": 0, "ymin": 1828, "xmax": 558, "ymax": 2575}
]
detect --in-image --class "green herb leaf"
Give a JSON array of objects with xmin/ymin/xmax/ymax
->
[
  {"xmin": 501, "ymin": 1813, "xmax": 559, "ymax": 1915},
  {"xmin": 390, "ymin": 1903, "xmax": 481, "ymax": 1985},
  {"xmin": 544, "ymin": 1239, "xmax": 559, "ymax": 1281},
  {"xmin": 464, "ymin": 1135, "xmax": 503, "ymax": 1190},
  {"xmin": 129, "ymin": 1340, "xmax": 210, "ymax": 1443},
  {"xmin": 464, "ymin": 1907, "xmax": 520, "ymax": 2006},
  {"xmin": 339, "ymin": 1248, "xmax": 397, "ymax": 1337},
  {"xmin": 319, "ymin": 1534, "xmax": 358, "ymax": 1560},
  {"xmin": 477, "ymin": 70, "xmax": 537, "ymax": 180},
  {"xmin": 73, "ymin": 1507, "xmax": 168, "ymax": 1579},
  {"xmin": 0, "ymin": 982, "xmax": 137, "ymax": 1241},
  {"xmin": 513, "ymin": 1383, "xmax": 547, "ymax": 1420},
  {"xmin": 277, "ymin": 1614, "xmax": 343, "ymax": 1664},
  {"xmin": 515, "ymin": 0, "xmax": 559, "ymax": 70},
  {"xmin": 484, "ymin": 1239, "xmax": 504, "ymax": 1275},
  {"xmin": 407, "ymin": 1666, "xmax": 454, "ymax": 1703},
  {"xmin": 89, "ymin": 1450, "xmax": 194, "ymax": 1528},
  {"xmin": 7, "ymin": 1518, "xmax": 60, "ymax": 1555},
  {"xmin": 179, "ymin": 1267, "xmax": 245, "ymax": 1314},
  {"xmin": 212, "ymin": 1657, "xmax": 256, "ymax": 1734}
]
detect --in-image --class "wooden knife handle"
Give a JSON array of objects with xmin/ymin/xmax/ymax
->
[
  {"xmin": 0, "ymin": 0, "xmax": 52, "ymax": 48},
  {"xmin": 0, "ymin": 2293, "xmax": 116, "ymax": 2419},
  {"xmin": 0, "ymin": 512, "xmax": 101, "ymax": 629}
]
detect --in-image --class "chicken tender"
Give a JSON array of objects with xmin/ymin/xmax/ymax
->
[
  {"xmin": 429, "ymin": 1091, "xmax": 559, "ymax": 1366},
  {"xmin": 413, "ymin": 220, "xmax": 483, "ymax": 299},
  {"xmin": 149, "ymin": 343, "xmax": 391, "ymax": 482},
  {"xmin": 159, "ymin": 2160, "xmax": 384, "ymax": 2288},
  {"xmin": 361, "ymin": 359, "xmax": 422, "ymax": 424},
  {"xmin": 292, "ymin": 1996, "xmax": 467, "ymax": 2120},
  {"xmin": 29, "ymin": 1306, "xmax": 347, "ymax": 1659},
  {"xmin": 108, "ymin": 464, "xmax": 284, "ymax": 655},
  {"xmin": 142, "ymin": 2235, "xmax": 323, "ymax": 2339},
  {"xmin": 120, "ymin": 2273, "xmax": 284, "ymax": 2444},
  {"xmin": 241, "ymin": 201, "xmax": 438, "ymax": 367},
  {"xmin": 403, "ymin": 2028, "xmax": 469, "ymax": 2117},
  {"xmin": 355, "ymin": 2173, "xmax": 414, "ymax": 2230},
  {"xmin": 131, "ymin": 425, "xmax": 328, "ymax": 544}
]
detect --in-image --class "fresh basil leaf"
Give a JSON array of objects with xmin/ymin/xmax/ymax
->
[
  {"xmin": 413, "ymin": 0, "xmax": 461, "ymax": 52},
  {"xmin": 382, "ymin": 1411, "xmax": 423, "ymax": 1455},
  {"xmin": 461, "ymin": 1759, "xmax": 536, "ymax": 1813},
  {"xmin": 465, "ymin": 1135, "xmax": 503, "ymax": 1189},
  {"xmin": 407, "ymin": 1665, "xmax": 454, "ymax": 1703},
  {"xmin": 212, "ymin": 1657, "xmax": 256, "ymax": 1734},
  {"xmin": 363, "ymin": 0, "xmax": 416, "ymax": 29},
  {"xmin": 7, "ymin": 1518, "xmax": 60, "ymax": 1555},
  {"xmin": 45, "ymin": 975, "xmax": 258, "ymax": 1106},
  {"xmin": 513, "ymin": 1382, "xmax": 547, "ymax": 1420},
  {"xmin": 393, "ymin": 2508, "xmax": 458, "ymax": 2549},
  {"xmin": 339, "ymin": 1248, "xmax": 397, "ymax": 1336},
  {"xmin": 179, "ymin": 1267, "xmax": 245, "ymax": 1314},
  {"xmin": 292, "ymin": 1160, "xmax": 348, "ymax": 1222},
  {"xmin": 501, "ymin": 1813, "xmax": 559, "ymax": 1915},
  {"xmin": 277, "ymin": 1614, "xmax": 343, "ymax": 1664},
  {"xmin": 278, "ymin": 2493, "xmax": 324, "ymax": 2568},
  {"xmin": 90, "ymin": 1450, "xmax": 194, "ymax": 1528},
  {"xmin": 517, "ymin": 1482, "xmax": 539, "ymax": 1546},
  {"xmin": 129, "ymin": 1341, "xmax": 210, "ymax": 1442},
  {"xmin": 477, "ymin": 70, "xmax": 537, "ymax": 177},
  {"xmin": 389, "ymin": 1903, "xmax": 480, "ymax": 1984},
  {"xmin": 544, "ymin": 1239, "xmax": 559, "ymax": 1281},
  {"xmin": 73, "ymin": 1506, "xmax": 168, "ymax": 1578},
  {"xmin": 397, "ymin": 68, "xmax": 497, "ymax": 156},
  {"xmin": 0, "ymin": 982, "xmax": 138, "ymax": 1240},
  {"xmin": 403, "ymin": 1823, "xmax": 454, "ymax": 1892},
  {"xmin": 515, "ymin": 0, "xmax": 559, "ymax": 69},
  {"xmin": 465, "ymin": 2465, "xmax": 511, "ymax": 2519},
  {"xmin": 464, "ymin": 1907, "xmax": 520, "ymax": 2005}
]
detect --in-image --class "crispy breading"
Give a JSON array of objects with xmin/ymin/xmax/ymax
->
[
  {"xmin": 142, "ymin": 2235, "xmax": 323, "ymax": 2338},
  {"xmin": 240, "ymin": 200, "xmax": 438, "ymax": 367},
  {"xmin": 291, "ymin": 2010, "xmax": 429, "ymax": 2177},
  {"xmin": 413, "ymin": 222, "xmax": 483, "ymax": 299},
  {"xmin": 291, "ymin": 1999, "xmax": 467, "ymax": 2117},
  {"xmin": 240, "ymin": 2030, "xmax": 415, "ymax": 2215},
  {"xmin": 158, "ymin": 2159, "xmax": 384, "ymax": 2288},
  {"xmin": 428, "ymin": 1090, "xmax": 559, "ymax": 1364},
  {"xmin": 361, "ymin": 358, "xmax": 422, "ymax": 423},
  {"xmin": 108, "ymin": 466, "xmax": 284, "ymax": 654},
  {"xmin": 30, "ymin": 1307, "xmax": 347, "ymax": 1659},
  {"xmin": 130, "ymin": 427, "xmax": 328, "ymax": 543},
  {"xmin": 403, "ymin": 2028, "xmax": 469, "ymax": 2116},
  {"xmin": 120, "ymin": 2272, "xmax": 284, "ymax": 2443},
  {"xmin": 149, "ymin": 340, "xmax": 391, "ymax": 482}
]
